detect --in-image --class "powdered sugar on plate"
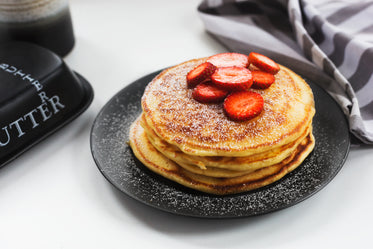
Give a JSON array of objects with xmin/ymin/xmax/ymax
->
[{"xmin": 90, "ymin": 69, "xmax": 350, "ymax": 218}]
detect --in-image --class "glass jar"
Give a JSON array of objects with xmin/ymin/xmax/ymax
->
[{"xmin": 0, "ymin": 0, "xmax": 75, "ymax": 56}]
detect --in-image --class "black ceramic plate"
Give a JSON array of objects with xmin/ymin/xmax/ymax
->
[{"xmin": 90, "ymin": 70, "xmax": 350, "ymax": 218}]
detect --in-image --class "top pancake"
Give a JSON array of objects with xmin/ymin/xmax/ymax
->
[{"xmin": 142, "ymin": 57, "xmax": 315, "ymax": 157}]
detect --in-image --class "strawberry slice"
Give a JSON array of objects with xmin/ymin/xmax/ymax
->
[
  {"xmin": 223, "ymin": 91, "xmax": 264, "ymax": 121},
  {"xmin": 207, "ymin": 52, "xmax": 249, "ymax": 68},
  {"xmin": 192, "ymin": 81, "xmax": 229, "ymax": 103},
  {"xmin": 186, "ymin": 62, "xmax": 216, "ymax": 88},
  {"xmin": 248, "ymin": 52, "xmax": 280, "ymax": 75},
  {"xmin": 211, "ymin": 66, "xmax": 253, "ymax": 91},
  {"xmin": 251, "ymin": 71, "xmax": 275, "ymax": 89}
]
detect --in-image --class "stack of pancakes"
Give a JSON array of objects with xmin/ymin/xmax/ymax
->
[{"xmin": 129, "ymin": 57, "xmax": 315, "ymax": 195}]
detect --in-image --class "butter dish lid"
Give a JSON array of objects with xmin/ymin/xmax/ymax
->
[{"xmin": 0, "ymin": 41, "xmax": 94, "ymax": 167}]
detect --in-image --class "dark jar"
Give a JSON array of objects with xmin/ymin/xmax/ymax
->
[{"xmin": 0, "ymin": 0, "xmax": 75, "ymax": 57}]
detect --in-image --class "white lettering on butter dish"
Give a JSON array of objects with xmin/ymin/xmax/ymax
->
[{"xmin": 0, "ymin": 62, "xmax": 66, "ymax": 147}]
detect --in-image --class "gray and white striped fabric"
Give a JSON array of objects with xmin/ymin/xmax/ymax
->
[{"xmin": 198, "ymin": 0, "xmax": 373, "ymax": 144}]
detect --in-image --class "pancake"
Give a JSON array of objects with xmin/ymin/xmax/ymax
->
[
  {"xmin": 129, "ymin": 117, "xmax": 315, "ymax": 195},
  {"xmin": 129, "ymin": 54, "xmax": 316, "ymax": 195},
  {"xmin": 142, "ymin": 58, "xmax": 315, "ymax": 157},
  {"xmin": 141, "ymin": 113, "xmax": 312, "ymax": 172}
]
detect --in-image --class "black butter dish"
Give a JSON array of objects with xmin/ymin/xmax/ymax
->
[{"xmin": 0, "ymin": 41, "xmax": 93, "ymax": 167}]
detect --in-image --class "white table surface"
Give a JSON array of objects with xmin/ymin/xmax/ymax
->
[{"xmin": 1, "ymin": 1, "xmax": 372, "ymax": 248}]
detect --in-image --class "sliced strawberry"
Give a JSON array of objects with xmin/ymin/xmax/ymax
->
[
  {"xmin": 223, "ymin": 91, "xmax": 264, "ymax": 121},
  {"xmin": 192, "ymin": 81, "xmax": 229, "ymax": 103},
  {"xmin": 248, "ymin": 52, "xmax": 280, "ymax": 75},
  {"xmin": 186, "ymin": 62, "xmax": 216, "ymax": 88},
  {"xmin": 207, "ymin": 52, "xmax": 249, "ymax": 68},
  {"xmin": 251, "ymin": 71, "xmax": 275, "ymax": 89},
  {"xmin": 211, "ymin": 66, "xmax": 253, "ymax": 91}
]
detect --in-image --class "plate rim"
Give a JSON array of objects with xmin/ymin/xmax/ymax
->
[{"xmin": 90, "ymin": 69, "xmax": 350, "ymax": 218}]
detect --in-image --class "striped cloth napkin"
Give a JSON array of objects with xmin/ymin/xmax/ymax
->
[{"xmin": 198, "ymin": 0, "xmax": 373, "ymax": 144}]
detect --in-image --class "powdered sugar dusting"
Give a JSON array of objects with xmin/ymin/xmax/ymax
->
[
  {"xmin": 90, "ymin": 69, "xmax": 349, "ymax": 218},
  {"xmin": 142, "ymin": 59, "xmax": 315, "ymax": 154}
]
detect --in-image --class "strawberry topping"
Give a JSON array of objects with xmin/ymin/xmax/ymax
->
[
  {"xmin": 185, "ymin": 52, "xmax": 280, "ymax": 121},
  {"xmin": 186, "ymin": 62, "xmax": 216, "ymax": 88},
  {"xmin": 248, "ymin": 52, "xmax": 280, "ymax": 75},
  {"xmin": 192, "ymin": 81, "xmax": 229, "ymax": 103},
  {"xmin": 207, "ymin": 52, "xmax": 249, "ymax": 68},
  {"xmin": 251, "ymin": 71, "xmax": 275, "ymax": 89},
  {"xmin": 223, "ymin": 91, "xmax": 264, "ymax": 121},
  {"xmin": 211, "ymin": 66, "xmax": 253, "ymax": 91}
]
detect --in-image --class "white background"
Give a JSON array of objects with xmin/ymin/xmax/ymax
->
[{"xmin": 1, "ymin": 1, "xmax": 372, "ymax": 248}]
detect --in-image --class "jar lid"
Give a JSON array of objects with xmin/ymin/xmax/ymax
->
[{"xmin": 0, "ymin": 41, "xmax": 93, "ymax": 167}]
